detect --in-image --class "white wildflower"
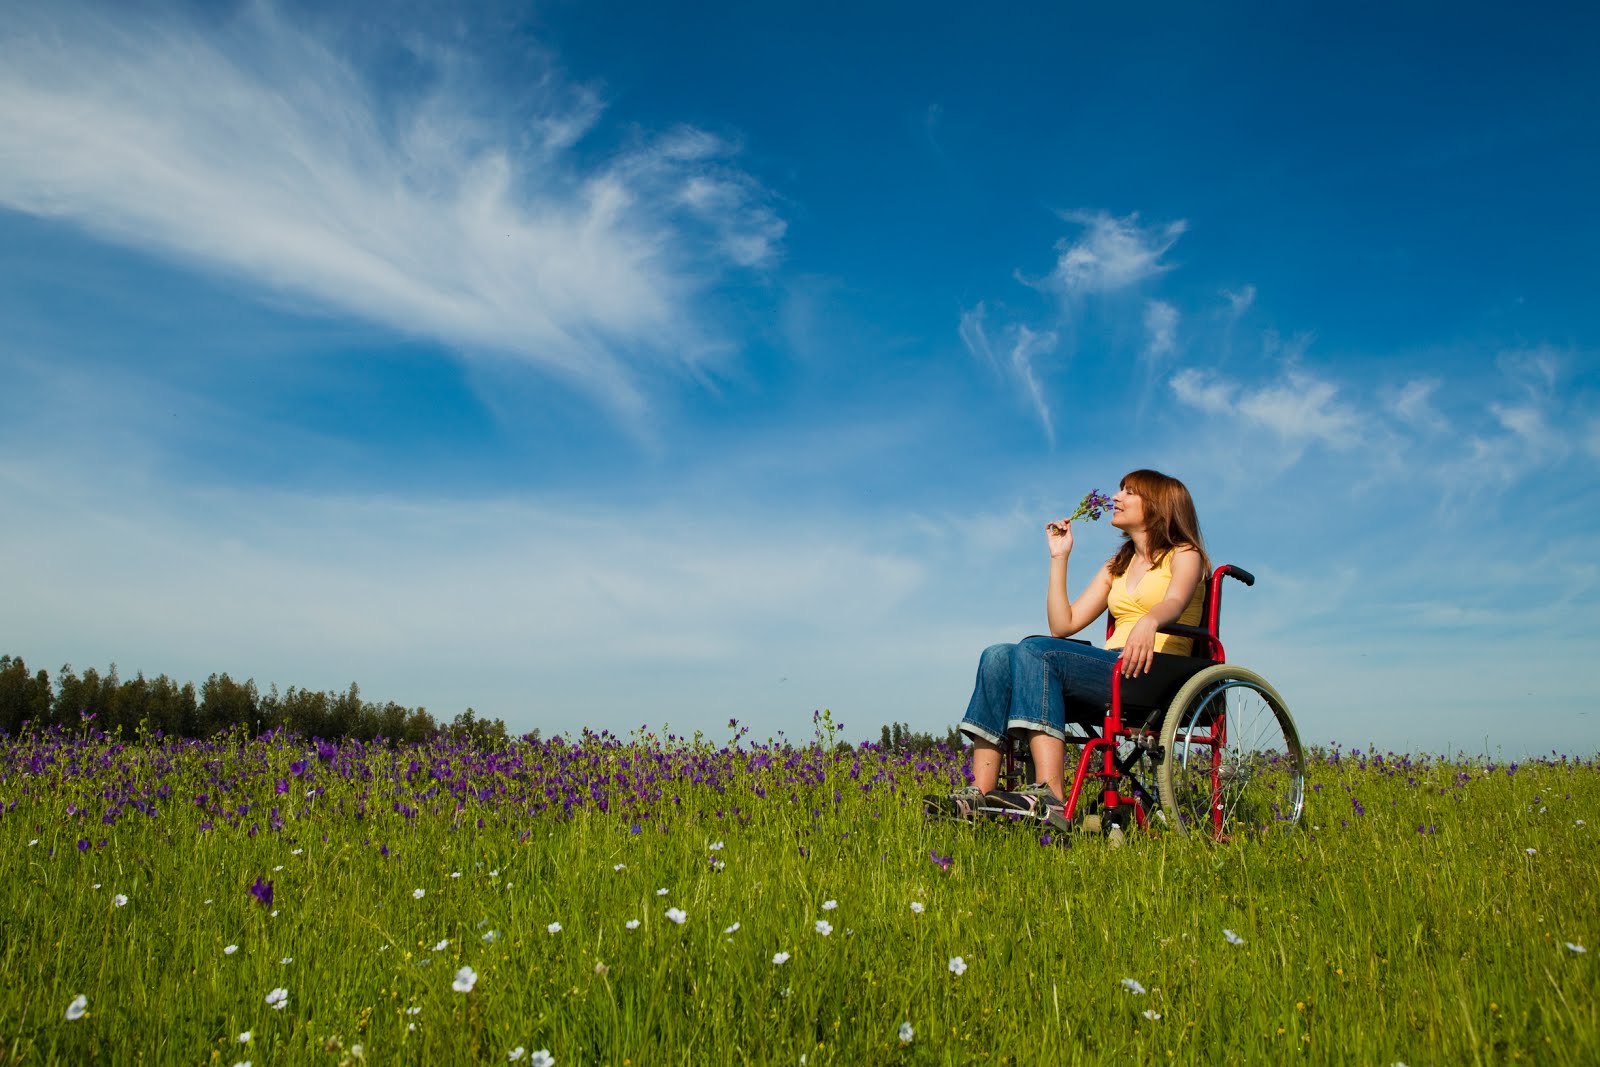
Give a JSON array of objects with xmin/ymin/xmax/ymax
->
[
  {"xmin": 948, "ymin": 956, "xmax": 967, "ymax": 976},
  {"xmin": 452, "ymin": 965, "xmax": 478, "ymax": 993},
  {"xmin": 772, "ymin": 951, "xmax": 791, "ymax": 965},
  {"xmin": 898, "ymin": 1021, "xmax": 914, "ymax": 1044},
  {"xmin": 65, "ymin": 995, "xmax": 88, "ymax": 1021},
  {"xmin": 666, "ymin": 907, "xmax": 687, "ymax": 925},
  {"xmin": 815, "ymin": 920, "xmax": 833, "ymax": 936},
  {"xmin": 546, "ymin": 922, "xmax": 562, "ymax": 935},
  {"xmin": 265, "ymin": 987, "xmax": 288, "ymax": 1010},
  {"xmin": 1223, "ymin": 929, "xmax": 1245, "ymax": 945},
  {"xmin": 1121, "ymin": 978, "xmax": 1147, "ymax": 995}
]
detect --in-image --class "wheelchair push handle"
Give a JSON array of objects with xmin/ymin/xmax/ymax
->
[{"xmin": 1220, "ymin": 564, "xmax": 1255, "ymax": 587}]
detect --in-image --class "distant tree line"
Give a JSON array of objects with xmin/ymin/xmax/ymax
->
[
  {"xmin": 0, "ymin": 654, "xmax": 507, "ymax": 744},
  {"xmin": 877, "ymin": 721, "xmax": 964, "ymax": 753}
]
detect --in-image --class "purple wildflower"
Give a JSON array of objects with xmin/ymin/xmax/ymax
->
[
  {"xmin": 930, "ymin": 850, "xmax": 953, "ymax": 872},
  {"xmin": 249, "ymin": 877, "xmax": 274, "ymax": 909}
]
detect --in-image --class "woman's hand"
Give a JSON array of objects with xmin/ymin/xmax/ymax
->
[
  {"xmin": 1119, "ymin": 616, "xmax": 1160, "ymax": 677},
  {"xmin": 1045, "ymin": 518, "xmax": 1074, "ymax": 558}
]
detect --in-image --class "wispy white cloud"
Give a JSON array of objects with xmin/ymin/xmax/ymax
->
[
  {"xmin": 1040, "ymin": 210, "xmax": 1186, "ymax": 298},
  {"xmin": 957, "ymin": 302, "xmax": 999, "ymax": 373},
  {"xmin": 1008, "ymin": 324, "xmax": 1059, "ymax": 444},
  {"xmin": 0, "ymin": 2, "xmax": 781, "ymax": 418},
  {"xmin": 1383, "ymin": 378, "xmax": 1448, "ymax": 434},
  {"xmin": 1169, "ymin": 366, "xmax": 1363, "ymax": 451},
  {"xmin": 958, "ymin": 302, "xmax": 1058, "ymax": 440},
  {"xmin": 1141, "ymin": 299, "xmax": 1179, "ymax": 365},
  {"xmin": 1449, "ymin": 347, "xmax": 1581, "ymax": 486},
  {"xmin": 1168, "ymin": 367, "xmax": 1236, "ymax": 415},
  {"xmin": 963, "ymin": 209, "xmax": 1188, "ymax": 438},
  {"xmin": 1221, "ymin": 285, "xmax": 1256, "ymax": 316}
]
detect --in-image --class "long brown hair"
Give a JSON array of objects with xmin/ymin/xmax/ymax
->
[{"xmin": 1108, "ymin": 469, "xmax": 1211, "ymax": 577}]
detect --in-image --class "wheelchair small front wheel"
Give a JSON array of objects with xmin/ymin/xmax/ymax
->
[{"xmin": 1155, "ymin": 665, "xmax": 1305, "ymax": 838}]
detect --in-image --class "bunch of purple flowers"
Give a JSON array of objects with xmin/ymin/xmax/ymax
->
[{"xmin": 1068, "ymin": 489, "xmax": 1113, "ymax": 523}]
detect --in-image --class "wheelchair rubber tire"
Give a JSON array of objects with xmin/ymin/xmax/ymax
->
[{"xmin": 1154, "ymin": 664, "xmax": 1305, "ymax": 839}]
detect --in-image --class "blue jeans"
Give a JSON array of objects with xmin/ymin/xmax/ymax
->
[{"xmin": 959, "ymin": 637, "xmax": 1121, "ymax": 743}]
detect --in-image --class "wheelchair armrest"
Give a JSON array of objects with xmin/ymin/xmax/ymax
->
[{"xmin": 1157, "ymin": 623, "xmax": 1213, "ymax": 641}]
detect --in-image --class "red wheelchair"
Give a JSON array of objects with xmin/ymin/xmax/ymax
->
[{"xmin": 1001, "ymin": 564, "xmax": 1305, "ymax": 839}]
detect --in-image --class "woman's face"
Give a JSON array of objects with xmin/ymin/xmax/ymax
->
[{"xmin": 1110, "ymin": 483, "xmax": 1145, "ymax": 531}]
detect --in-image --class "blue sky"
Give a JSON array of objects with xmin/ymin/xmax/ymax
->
[{"xmin": 2, "ymin": 0, "xmax": 1597, "ymax": 755}]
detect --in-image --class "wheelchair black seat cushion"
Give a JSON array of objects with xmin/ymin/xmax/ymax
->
[{"xmin": 1114, "ymin": 651, "xmax": 1219, "ymax": 712}]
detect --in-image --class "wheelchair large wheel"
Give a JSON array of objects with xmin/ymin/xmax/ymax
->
[{"xmin": 1155, "ymin": 665, "xmax": 1304, "ymax": 838}]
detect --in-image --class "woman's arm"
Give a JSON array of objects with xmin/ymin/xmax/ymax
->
[
  {"xmin": 1044, "ymin": 519, "xmax": 1113, "ymax": 637},
  {"xmin": 1117, "ymin": 546, "xmax": 1203, "ymax": 676}
]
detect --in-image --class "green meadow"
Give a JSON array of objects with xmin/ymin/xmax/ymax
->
[{"xmin": 1, "ymin": 727, "xmax": 1594, "ymax": 1065}]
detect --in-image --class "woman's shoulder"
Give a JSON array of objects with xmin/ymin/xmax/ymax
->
[{"xmin": 1157, "ymin": 543, "xmax": 1198, "ymax": 566}]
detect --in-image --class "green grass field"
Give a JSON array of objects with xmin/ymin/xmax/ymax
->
[{"xmin": 2, "ymin": 725, "xmax": 1594, "ymax": 1065}]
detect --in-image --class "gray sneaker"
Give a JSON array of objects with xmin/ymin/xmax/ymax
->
[
  {"xmin": 921, "ymin": 784, "xmax": 988, "ymax": 821},
  {"xmin": 987, "ymin": 781, "xmax": 1059, "ymax": 813}
]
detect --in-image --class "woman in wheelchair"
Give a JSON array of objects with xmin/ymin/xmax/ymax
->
[{"xmin": 942, "ymin": 469, "xmax": 1209, "ymax": 827}]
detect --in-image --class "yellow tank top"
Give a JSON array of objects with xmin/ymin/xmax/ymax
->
[{"xmin": 1105, "ymin": 550, "xmax": 1206, "ymax": 656}]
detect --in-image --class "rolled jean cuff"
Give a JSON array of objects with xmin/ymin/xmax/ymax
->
[
  {"xmin": 958, "ymin": 718, "xmax": 1005, "ymax": 745},
  {"xmin": 1005, "ymin": 715, "xmax": 1067, "ymax": 742}
]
